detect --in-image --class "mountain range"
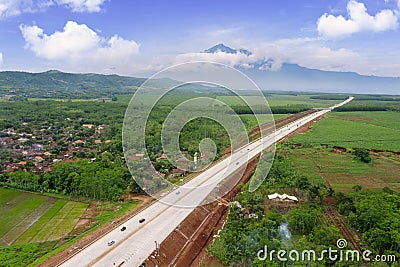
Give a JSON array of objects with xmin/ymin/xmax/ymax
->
[
  {"xmin": 0, "ymin": 44, "xmax": 399, "ymax": 97},
  {"xmin": 204, "ymin": 44, "xmax": 400, "ymax": 95}
]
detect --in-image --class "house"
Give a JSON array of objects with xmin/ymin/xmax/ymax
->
[
  {"xmin": 32, "ymin": 144, "xmax": 43, "ymax": 150},
  {"xmin": 169, "ymin": 168, "xmax": 186, "ymax": 177},
  {"xmin": 34, "ymin": 156, "xmax": 44, "ymax": 162},
  {"xmin": 268, "ymin": 193, "xmax": 298, "ymax": 202},
  {"xmin": 82, "ymin": 124, "xmax": 94, "ymax": 129},
  {"xmin": 157, "ymin": 154, "xmax": 168, "ymax": 161},
  {"xmin": 246, "ymin": 213, "xmax": 259, "ymax": 219}
]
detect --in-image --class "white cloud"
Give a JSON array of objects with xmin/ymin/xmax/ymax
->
[
  {"xmin": 55, "ymin": 0, "xmax": 106, "ymax": 13},
  {"xmin": 317, "ymin": 0, "xmax": 399, "ymax": 39},
  {"xmin": 0, "ymin": 52, "xmax": 3, "ymax": 66},
  {"xmin": 0, "ymin": 0, "xmax": 31, "ymax": 18},
  {"xmin": 20, "ymin": 21, "xmax": 140, "ymax": 73},
  {"xmin": 265, "ymin": 38, "xmax": 364, "ymax": 73},
  {"xmin": 0, "ymin": 0, "xmax": 106, "ymax": 18},
  {"xmin": 20, "ymin": 21, "xmax": 99, "ymax": 60},
  {"xmin": 175, "ymin": 51, "xmax": 254, "ymax": 69},
  {"xmin": 145, "ymin": 38, "xmax": 366, "ymax": 76}
]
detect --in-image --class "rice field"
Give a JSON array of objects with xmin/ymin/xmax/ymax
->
[{"xmin": 0, "ymin": 188, "xmax": 88, "ymax": 245}]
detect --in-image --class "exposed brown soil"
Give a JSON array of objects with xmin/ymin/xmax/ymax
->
[
  {"xmin": 321, "ymin": 196, "xmax": 337, "ymax": 206},
  {"xmin": 69, "ymin": 204, "xmax": 99, "ymax": 236},
  {"xmin": 322, "ymin": 206, "xmax": 364, "ymax": 252},
  {"xmin": 333, "ymin": 146, "xmax": 347, "ymax": 154}
]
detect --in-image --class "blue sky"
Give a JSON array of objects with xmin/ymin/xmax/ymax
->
[{"xmin": 0, "ymin": 0, "xmax": 400, "ymax": 77}]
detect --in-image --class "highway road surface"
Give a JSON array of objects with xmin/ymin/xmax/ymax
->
[{"xmin": 60, "ymin": 97, "xmax": 353, "ymax": 267}]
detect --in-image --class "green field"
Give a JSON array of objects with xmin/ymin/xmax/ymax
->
[
  {"xmin": 0, "ymin": 188, "xmax": 88, "ymax": 246},
  {"xmin": 239, "ymin": 113, "xmax": 289, "ymax": 131},
  {"xmin": 0, "ymin": 241, "xmax": 57, "ymax": 267},
  {"xmin": 291, "ymin": 111, "xmax": 400, "ymax": 151},
  {"xmin": 216, "ymin": 94, "xmax": 339, "ymax": 108},
  {"xmin": 285, "ymin": 147, "xmax": 400, "ymax": 192}
]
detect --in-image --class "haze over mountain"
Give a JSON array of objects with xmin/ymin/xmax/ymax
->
[
  {"xmin": 204, "ymin": 44, "xmax": 400, "ymax": 95},
  {"xmin": 1, "ymin": 44, "xmax": 399, "ymax": 97}
]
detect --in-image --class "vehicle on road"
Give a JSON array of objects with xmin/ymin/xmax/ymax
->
[
  {"xmin": 176, "ymin": 191, "xmax": 180, "ymax": 195},
  {"xmin": 107, "ymin": 240, "xmax": 115, "ymax": 246},
  {"xmin": 121, "ymin": 226, "xmax": 126, "ymax": 231},
  {"xmin": 139, "ymin": 218, "xmax": 145, "ymax": 223}
]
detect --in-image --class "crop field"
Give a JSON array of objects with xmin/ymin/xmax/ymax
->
[
  {"xmin": 216, "ymin": 94, "xmax": 338, "ymax": 108},
  {"xmin": 285, "ymin": 147, "xmax": 400, "ymax": 192},
  {"xmin": 0, "ymin": 188, "xmax": 88, "ymax": 246},
  {"xmin": 291, "ymin": 111, "xmax": 400, "ymax": 152}
]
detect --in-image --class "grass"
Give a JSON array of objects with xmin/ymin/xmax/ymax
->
[
  {"xmin": 291, "ymin": 111, "xmax": 400, "ymax": 151},
  {"xmin": 240, "ymin": 113, "xmax": 290, "ymax": 131},
  {"xmin": 94, "ymin": 201, "xmax": 137, "ymax": 223},
  {"xmin": 0, "ymin": 241, "xmax": 57, "ymax": 267},
  {"xmin": 285, "ymin": 147, "xmax": 400, "ymax": 193}
]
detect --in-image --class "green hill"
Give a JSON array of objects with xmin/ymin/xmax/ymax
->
[{"xmin": 0, "ymin": 70, "xmax": 146, "ymax": 99}]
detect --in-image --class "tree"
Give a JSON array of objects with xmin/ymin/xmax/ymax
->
[
  {"xmin": 287, "ymin": 205, "xmax": 321, "ymax": 235},
  {"xmin": 295, "ymin": 175, "xmax": 310, "ymax": 190},
  {"xmin": 308, "ymin": 184, "xmax": 326, "ymax": 204},
  {"xmin": 354, "ymin": 148, "xmax": 371, "ymax": 163}
]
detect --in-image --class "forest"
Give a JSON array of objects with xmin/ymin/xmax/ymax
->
[{"xmin": 0, "ymin": 152, "xmax": 141, "ymax": 201}]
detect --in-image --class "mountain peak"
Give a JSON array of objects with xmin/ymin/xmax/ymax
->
[{"xmin": 204, "ymin": 43, "xmax": 252, "ymax": 56}]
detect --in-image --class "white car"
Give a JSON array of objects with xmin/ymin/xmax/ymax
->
[{"xmin": 107, "ymin": 240, "xmax": 115, "ymax": 246}]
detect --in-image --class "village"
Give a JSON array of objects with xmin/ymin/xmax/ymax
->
[{"xmin": 0, "ymin": 119, "xmax": 111, "ymax": 174}]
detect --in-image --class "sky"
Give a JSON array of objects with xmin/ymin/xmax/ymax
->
[{"xmin": 0, "ymin": 0, "xmax": 400, "ymax": 77}]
